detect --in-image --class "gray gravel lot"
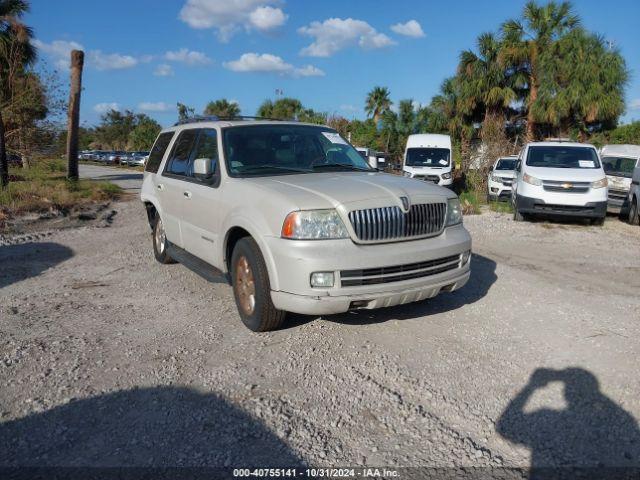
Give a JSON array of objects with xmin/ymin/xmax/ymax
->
[{"xmin": 1, "ymin": 167, "xmax": 639, "ymax": 469}]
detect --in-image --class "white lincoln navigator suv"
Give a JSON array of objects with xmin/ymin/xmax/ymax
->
[{"xmin": 140, "ymin": 117, "xmax": 472, "ymax": 331}]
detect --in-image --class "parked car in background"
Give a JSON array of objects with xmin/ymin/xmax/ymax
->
[
  {"xmin": 600, "ymin": 144, "xmax": 640, "ymax": 215},
  {"xmin": 402, "ymin": 134, "xmax": 453, "ymax": 187},
  {"xmin": 628, "ymin": 166, "xmax": 640, "ymax": 226},
  {"xmin": 141, "ymin": 118, "xmax": 471, "ymax": 331},
  {"xmin": 511, "ymin": 141, "xmax": 608, "ymax": 225},
  {"xmin": 355, "ymin": 147, "xmax": 385, "ymax": 170},
  {"xmin": 128, "ymin": 151, "xmax": 150, "ymax": 167},
  {"xmin": 487, "ymin": 155, "xmax": 517, "ymax": 202},
  {"xmin": 107, "ymin": 151, "xmax": 127, "ymax": 164}
]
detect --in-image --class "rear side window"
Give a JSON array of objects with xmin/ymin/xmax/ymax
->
[
  {"xmin": 145, "ymin": 132, "xmax": 174, "ymax": 173},
  {"xmin": 165, "ymin": 129, "xmax": 198, "ymax": 176}
]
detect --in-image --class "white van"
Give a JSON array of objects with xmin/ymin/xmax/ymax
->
[
  {"xmin": 403, "ymin": 134, "xmax": 453, "ymax": 187},
  {"xmin": 511, "ymin": 141, "xmax": 608, "ymax": 225},
  {"xmin": 600, "ymin": 144, "xmax": 640, "ymax": 214},
  {"xmin": 355, "ymin": 147, "xmax": 379, "ymax": 169}
]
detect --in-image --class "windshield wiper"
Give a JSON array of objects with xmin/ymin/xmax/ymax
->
[
  {"xmin": 312, "ymin": 163, "xmax": 371, "ymax": 172},
  {"xmin": 240, "ymin": 165, "xmax": 308, "ymax": 174}
]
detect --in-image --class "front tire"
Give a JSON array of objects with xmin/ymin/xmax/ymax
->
[
  {"xmin": 231, "ymin": 237, "xmax": 285, "ymax": 332},
  {"xmin": 513, "ymin": 208, "xmax": 528, "ymax": 222},
  {"xmin": 629, "ymin": 198, "xmax": 639, "ymax": 226},
  {"xmin": 152, "ymin": 214, "xmax": 174, "ymax": 264}
]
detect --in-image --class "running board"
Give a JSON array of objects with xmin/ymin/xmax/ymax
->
[{"xmin": 167, "ymin": 244, "xmax": 230, "ymax": 284}]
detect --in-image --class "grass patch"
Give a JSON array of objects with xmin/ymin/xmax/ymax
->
[
  {"xmin": 488, "ymin": 199, "xmax": 514, "ymax": 214},
  {"xmin": 0, "ymin": 159, "xmax": 122, "ymax": 220},
  {"xmin": 459, "ymin": 191, "xmax": 481, "ymax": 215}
]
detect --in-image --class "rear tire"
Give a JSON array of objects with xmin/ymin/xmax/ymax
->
[
  {"xmin": 629, "ymin": 198, "xmax": 640, "ymax": 226},
  {"xmin": 231, "ymin": 237, "xmax": 285, "ymax": 332},
  {"xmin": 152, "ymin": 214, "xmax": 175, "ymax": 264}
]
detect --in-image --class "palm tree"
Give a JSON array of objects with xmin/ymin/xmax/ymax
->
[
  {"xmin": 501, "ymin": 1, "xmax": 580, "ymax": 140},
  {"xmin": 203, "ymin": 99, "xmax": 240, "ymax": 118},
  {"xmin": 533, "ymin": 28, "xmax": 627, "ymax": 138},
  {"xmin": 1, "ymin": 0, "xmax": 36, "ymax": 187},
  {"xmin": 365, "ymin": 86, "xmax": 392, "ymax": 125},
  {"xmin": 257, "ymin": 98, "xmax": 303, "ymax": 120},
  {"xmin": 458, "ymin": 32, "xmax": 521, "ymax": 132}
]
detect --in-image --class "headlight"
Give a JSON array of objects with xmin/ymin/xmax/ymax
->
[
  {"xmin": 442, "ymin": 172, "xmax": 452, "ymax": 180},
  {"xmin": 591, "ymin": 177, "xmax": 608, "ymax": 189},
  {"xmin": 523, "ymin": 173, "xmax": 542, "ymax": 186},
  {"xmin": 446, "ymin": 198, "xmax": 462, "ymax": 226},
  {"xmin": 403, "ymin": 171, "xmax": 412, "ymax": 178},
  {"xmin": 281, "ymin": 209, "xmax": 349, "ymax": 240},
  {"xmin": 490, "ymin": 174, "xmax": 502, "ymax": 183}
]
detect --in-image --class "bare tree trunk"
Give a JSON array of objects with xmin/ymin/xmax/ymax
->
[
  {"xmin": 0, "ymin": 110, "xmax": 8, "ymax": 189},
  {"xmin": 66, "ymin": 50, "xmax": 84, "ymax": 181}
]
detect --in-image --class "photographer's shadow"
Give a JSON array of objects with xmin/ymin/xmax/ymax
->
[{"xmin": 497, "ymin": 368, "xmax": 640, "ymax": 473}]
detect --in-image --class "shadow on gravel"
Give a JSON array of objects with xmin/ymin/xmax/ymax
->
[
  {"xmin": 0, "ymin": 386, "xmax": 302, "ymax": 467},
  {"xmin": 0, "ymin": 243, "xmax": 74, "ymax": 289},
  {"xmin": 90, "ymin": 173, "xmax": 143, "ymax": 182},
  {"xmin": 287, "ymin": 253, "xmax": 497, "ymax": 328},
  {"xmin": 497, "ymin": 368, "xmax": 640, "ymax": 474}
]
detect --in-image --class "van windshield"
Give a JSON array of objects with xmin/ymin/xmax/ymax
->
[
  {"xmin": 406, "ymin": 148, "xmax": 450, "ymax": 167},
  {"xmin": 602, "ymin": 156, "xmax": 637, "ymax": 178},
  {"xmin": 526, "ymin": 146, "xmax": 600, "ymax": 169},
  {"xmin": 222, "ymin": 125, "xmax": 373, "ymax": 177}
]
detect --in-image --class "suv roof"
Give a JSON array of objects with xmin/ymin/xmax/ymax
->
[
  {"xmin": 527, "ymin": 141, "xmax": 596, "ymax": 149},
  {"xmin": 171, "ymin": 115, "xmax": 319, "ymax": 128}
]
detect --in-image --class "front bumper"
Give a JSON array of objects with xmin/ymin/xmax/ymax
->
[
  {"xmin": 516, "ymin": 194, "xmax": 607, "ymax": 218},
  {"xmin": 265, "ymin": 224, "xmax": 472, "ymax": 315}
]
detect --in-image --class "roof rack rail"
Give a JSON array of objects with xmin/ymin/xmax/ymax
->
[{"xmin": 173, "ymin": 115, "xmax": 298, "ymax": 126}]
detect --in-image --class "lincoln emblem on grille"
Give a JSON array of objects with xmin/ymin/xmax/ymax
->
[
  {"xmin": 562, "ymin": 183, "xmax": 573, "ymax": 189},
  {"xmin": 400, "ymin": 196, "xmax": 410, "ymax": 211}
]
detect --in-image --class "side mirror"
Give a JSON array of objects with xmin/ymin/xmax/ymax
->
[
  {"xmin": 193, "ymin": 158, "xmax": 216, "ymax": 181},
  {"xmin": 515, "ymin": 160, "xmax": 522, "ymax": 172}
]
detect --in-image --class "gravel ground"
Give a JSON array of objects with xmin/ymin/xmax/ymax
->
[{"xmin": 1, "ymin": 167, "xmax": 640, "ymax": 470}]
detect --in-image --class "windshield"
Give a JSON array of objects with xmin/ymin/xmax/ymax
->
[
  {"xmin": 223, "ymin": 125, "xmax": 372, "ymax": 177},
  {"xmin": 602, "ymin": 156, "xmax": 637, "ymax": 178},
  {"xmin": 526, "ymin": 146, "xmax": 600, "ymax": 169},
  {"xmin": 495, "ymin": 158, "xmax": 516, "ymax": 171},
  {"xmin": 405, "ymin": 148, "xmax": 450, "ymax": 167}
]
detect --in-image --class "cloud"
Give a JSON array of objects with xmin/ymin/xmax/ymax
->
[
  {"xmin": 630, "ymin": 99, "xmax": 640, "ymax": 110},
  {"xmin": 165, "ymin": 48, "xmax": 212, "ymax": 66},
  {"xmin": 390, "ymin": 20, "xmax": 425, "ymax": 38},
  {"xmin": 298, "ymin": 18, "xmax": 396, "ymax": 57},
  {"xmin": 339, "ymin": 104, "xmax": 359, "ymax": 113},
  {"xmin": 32, "ymin": 39, "xmax": 84, "ymax": 69},
  {"xmin": 94, "ymin": 102, "xmax": 121, "ymax": 113},
  {"xmin": 154, "ymin": 64, "xmax": 175, "ymax": 76},
  {"xmin": 179, "ymin": 0, "xmax": 287, "ymax": 41},
  {"xmin": 138, "ymin": 102, "xmax": 173, "ymax": 112},
  {"xmin": 89, "ymin": 50, "xmax": 138, "ymax": 70},
  {"xmin": 223, "ymin": 53, "xmax": 324, "ymax": 77}
]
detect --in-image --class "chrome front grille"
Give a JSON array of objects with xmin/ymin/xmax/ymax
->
[
  {"xmin": 608, "ymin": 189, "xmax": 627, "ymax": 200},
  {"xmin": 543, "ymin": 180, "xmax": 590, "ymax": 193},
  {"xmin": 347, "ymin": 203, "xmax": 446, "ymax": 242},
  {"xmin": 414, "ymin": 175, "xmax": 440, "ymax": 184}
]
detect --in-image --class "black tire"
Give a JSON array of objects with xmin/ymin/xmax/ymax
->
[
  {"xmin": 152, "ymin": 214, "xmax": 175, "ymax": 264},
  {"xmin": 231, "ymin": 237, "xmax": 286, "ymax": 332},
  {"xmin": 513, "ymin": 208, "xmax": 527, "ymax": 222},
  {"xmin": 591, "ymin": 216, "xmax": 605, "ymax": 226},
  {"xmin": 629, "ymin": 197, "xmax": 640, "ymax": 226}
]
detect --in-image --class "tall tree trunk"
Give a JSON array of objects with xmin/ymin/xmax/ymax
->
[
  {"xmin": 66, "ymin": 50, "xmax": 84, "ymax": 181},
  {"xmin": 526, "ymin": 79, "xmax": 538, "ymax": 142},
  {"xmin": 0, "ymin": 110, "xmax": 8, "ymax": 189}
]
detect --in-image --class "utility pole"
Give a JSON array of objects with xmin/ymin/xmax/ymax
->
[{"xmin": 66, "ymin": 50, "xmax": 84, "ymax": 181}]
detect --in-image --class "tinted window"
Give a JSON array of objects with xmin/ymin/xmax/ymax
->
[
  {"xmin": 166, "ymin": 129, "xmax": 198, "ymax": 176},
  {"xmin": 602, "ymin": 156, "xmax": 637, "ymax": 178},
  {"xmin": 145, "ymin": 132, "xmax": 174, "ymax": 173},
  {"xmin": 495, "ymin": 158, "xmax": 516, "ymax": 170},
  {"xmin": 190, "ymin": 129, "xmax": 218, "ymax": 175},
  {"xmin": 222, "ymin": 125, "xmax": 371, "ymax": 177},
  {"xmin": 406, "ymin": 148, "xmax": 450, "ymax": 167},
  {"xmin": 526, "ymin": 146, "xmax": 600, "ymax": 169}
]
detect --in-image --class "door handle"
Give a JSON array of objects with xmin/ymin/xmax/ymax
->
[
  {"xmin": 183, "ymin": 191, "xmax": 192, "ymax": 199},
  {"xmin": 156, "ymin": 184, "xmax": 164, "ymax": 191}
]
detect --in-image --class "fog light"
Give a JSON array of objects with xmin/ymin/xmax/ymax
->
[
  {"xmin": 460, "ymin": 250, "xmax": 471, "ymax": 266},
  {"xmin": 310, "ymin": 272, "xmax": 334, "ymax": 288}
]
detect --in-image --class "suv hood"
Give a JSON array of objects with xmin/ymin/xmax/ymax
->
[
  {"xmin": 244, "ymin": 172, "xmax": 453, "ymax": 211},
  {"xmin": 526, "ymin": 166, "xmax": 605, "ymax": 182}
]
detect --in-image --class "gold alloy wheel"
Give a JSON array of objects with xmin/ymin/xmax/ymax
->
[
  {"xmin": 235, "ymin": 256, "xmax": 256, "ymax": 315},
  {"xmin": 155, "ymin": 218, "xmax": 166, "ymax": 254}
]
